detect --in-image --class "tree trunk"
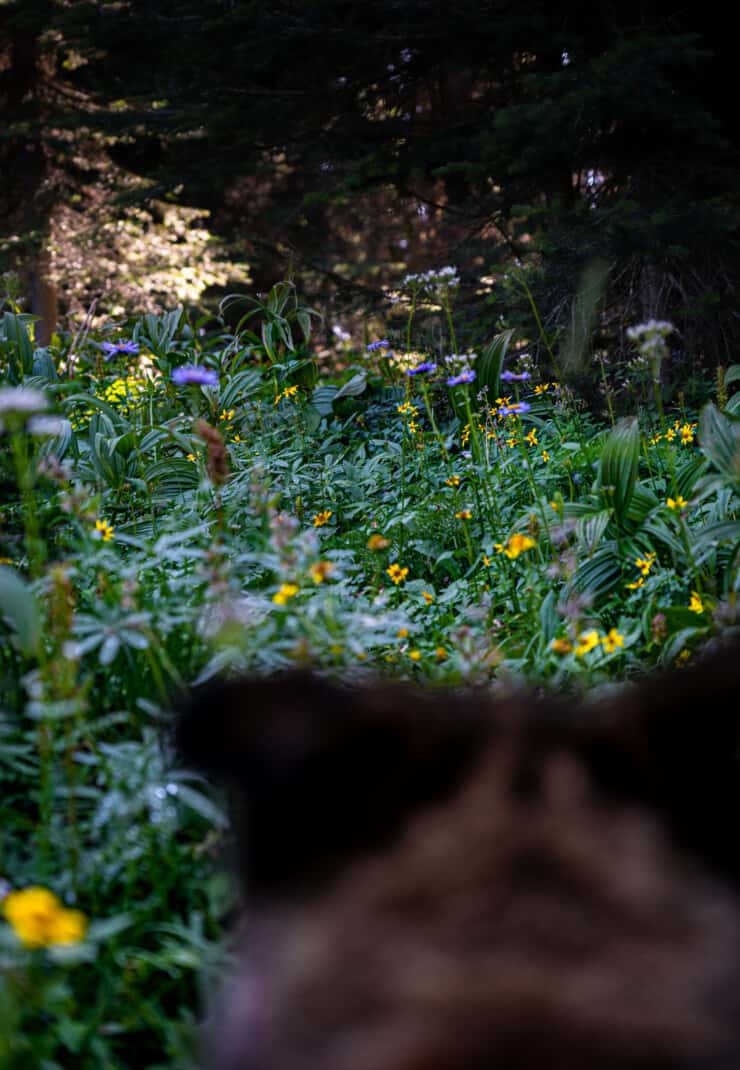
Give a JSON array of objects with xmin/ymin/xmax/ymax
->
[
  {"xmin": 30, "ymin": 244, "xmax": 58, "ymax": 346},
  {"xmin": 3, "ymin": 12, "xmax": 58, "ymax": 343}
]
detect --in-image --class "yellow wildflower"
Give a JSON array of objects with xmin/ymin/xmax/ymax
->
[
  {"xmin": 574, "ymin": 630, "xmax": 600, "ymax": 657},
  {"xmin": 313, "ymin": 510, "xmax": 333, "ymax": 527},
  {"xmin": 408, "ymin": 649, "xmax": 422, "ymax": 662},
  {"xmin": 625, "ymin": 577, "xmax": 645, "ymax": 590},
  {"xmin": 665, "ymin": 428, "xmax": 676, "ymax": 442},
  {"xmin": 649, "ymin": 432, "xmax": 663, "ymax": 445},
  {"xmin": 272, "ymin": 583, "xmax": 299, "ymax": 605},
  {"xmin": 435, "ymin": 647, "xmax": 448, "ymax": 660},
  {"xmin": 534, "ymin": 383, "xmax": 549, "ymax": 395},
  {"xmin": 688, "ymin": 591, "xmax": 704, "ymax": 614},
  {"xmin": 601, "ymin": 628, "xmax": 625, "ymax": 653},
  {"xmin": 95, "ymin": 519, "xmax": 114, "ymax": 542},
  {"xmin": 386, "ymin": 563, "xmax": 409, "ymax": 585},
  {"xmin": 219, "ymin": 408, "xmax": 235, "ymax": 422},
  {"xmin": 186, "ymin": 453, "xmax": 196, "ymax": 462},
  {"xmin": 2, "ymin": 887, "xmax": 87, "ymax": 949},
  {"xmin": 367, "ymin": 533, "xmax": 390, "ymax": 551},
  {"xmin": 496, "ymin": 533, "xmax": 536, "ymax": 560},
  {"xmin": 667, "ymin": 496, "xmax": 688, "ymax": 511},
  {"xmin": 542, "ymin": 450, "xmax": 550, "ymax": 462},
  {"xmin": 309, "ymin": 561, "xmax": 334, "ymax": 584},
  {"xmin": 551, "ymin": 637, "xmax": 572, "ymax": 656},
  {"xmin": 482, "ymin": 554, "xmax": 491, "ymax": 567},
  {"xmin": 525, "ymin": 429, "xmax": 538, "ymax": 447},
  {"xmin": 635, "ymin": 552, "xmax": 657, "ymax": 577},
  {"xmin": 422, "ymin": 590, "xmax": 434, "ymax": 604},
  {"xmin": 274, "ymin": 385, "xmax": 299, "ymax": 405},
  {"xmin": 455, "ymin": 509, "xmax": 472, "ymax": 520},
  {"xmin": 397, "ymin": 627, "xmax": 409, "ymax": 638},
  {"xmin": 680, "ymin": 424, "xmax": 695, "ymax": 445},
  {"xmin": 445, "ymin": 475, "xmax": 461, "ymax": 487}
]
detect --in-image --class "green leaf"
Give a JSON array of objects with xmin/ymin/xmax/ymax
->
[
  {"xmin": 175, "ymin": 783, "xmax": 229, "ymax": 828},
  {"xmin": 574, "ymin": 509, "xmax": 611, "ymax": 554},
  {"xmin": 699, "ymin": 402, "xmax": 740, "ymax": 485},
  {"xmin": 476, "ymin": 328, "xmax": 515, "ymax": 400},
  {"xmin": 624, "ymin": 481, "xmax": 660, "ymax": 525},
  {"xmin": 568, "ymin": 544, "xmax": 623, "ymax": 599},
  {"xmin": 597, "ymin": 418, "xmax": 640, "ymax": 525},
  {"xmin": 0, "ymin": 312, "xmax": 35, "ymax": 379},
  {"xmin": 661, "ymin": 627, "xmax": 708, "ymax": 665},
  {"xmin": 218, "ymin": 368, "xmax": 262, "ymax": 409},
  {"xmin": 0, "ymin": 566, "xmax": 40, "ymax": 655},
  {"xmin": 312, "ymin": 385, "xmax": 338, "ymax": 416},
  {"xmin": 334, "ymin": 372, "xmax": 367, "ymax": 400},
  {"xmin": 538, "ymin": 589, "xmax": 558, "ymax": 643}
]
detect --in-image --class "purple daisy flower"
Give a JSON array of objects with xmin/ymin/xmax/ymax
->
[
  {"xmin": 102, "ymin": 340, "xmax": 140, "ymax": 358},
  {"xmin": 366, "ymin": 339, "xmax": 390, "ymax": 352},
  {"xmin": 446, "ymin": 369, "xmax": 476, "ymax": 387},
  {"xmin": 172, "ymin": 365, "xmax": 219, "ymax": 387},
  {"xmin": 499, "ymin": 401, "xmax": 532, "ymax": 416},
  {"xmin": 500, "ymin": 370, "xmax": 531, "ymax": 382},
  {"xmin": 405, "ymin": 362, "xmax": 438, "ymax": 376}
]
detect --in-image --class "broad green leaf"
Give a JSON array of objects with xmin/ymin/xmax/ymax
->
[
  {"xmin": 476, "ymin": 328, "xmax": 515, "ymax": 400},
  {"xmin": 219, "ymin": 368, "xmax": 262, "ymax": 409},
  {"xmin": 0, "ymin": 566, "xmax": 40, "ymax": 655},
  {"xmin": 575, "ymin": 509, "xmax": 611, "ymax": 554},
  {"xmin": 334, "ymin": 372, "xmax": 367, "ymax": 400},
  {"xmin": 568, "ymin": 544, "xmax": 623, "ymax": 599},
  {"xmin": 699, "ymin": 402, "xmax": 740, "ymax": 485},
  {"xmin": 597, "ymin": 418, "xmax": 640, "ymax": 525}
]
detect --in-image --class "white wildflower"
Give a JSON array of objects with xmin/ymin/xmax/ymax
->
[
  {"xmin": 0, "ymin": 387, "xmax": 48, "ymax": 415},
  {"xmin": 27, "ymin": 415, "xmax": 68, "ymax": 437}
]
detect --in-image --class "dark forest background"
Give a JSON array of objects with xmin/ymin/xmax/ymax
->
[{"xmin": 1, "ymin": 1, "xmax": 737, "ymax": 367}]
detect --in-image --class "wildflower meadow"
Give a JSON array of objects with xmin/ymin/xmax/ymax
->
[{"xmin": 1, "ymin": 270, "xmax": 739, "ymax": 1067}]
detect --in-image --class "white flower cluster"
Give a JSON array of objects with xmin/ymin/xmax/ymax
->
[
  {"xmin": 444, "ymin": 352, "xmax": 478, "ymax": 374},
  {"xmin": 0, "ymin": 387, "xmax": 48, "ymax": 416},
  {"xmin": 0, "ymin": 387, "xmax": 50, "ymax": 432},
  {"xmin": 626, "ymin": 319, "xmax": 674, "ymax": 378},
  {"xmin": 400, "ymin": 266, "xmax": 460, "ymax": 295},
  {"xmin": 332, "ymin": 324, "xmax": 352, "ymax": 344}
]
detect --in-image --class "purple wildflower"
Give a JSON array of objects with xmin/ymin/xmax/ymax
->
[
  {"xmin": 172, "ymin": 365, "xmax": 219, "ymax": 387},
  {"xmin": 366, "ymin": 339, "xmax": 390, "ymax": 352},
  {"xmin": 446, "ymin": 369, "xmax": 476, "ymax": 387},
  {"xmin": 102, "ymin": 340, "xmax": 140, "ymax": 358},
  {"xmin": 405, "ymin": 362, "xmax": 437, "ymax": 376},
  {"xmin": 499, "ymin": 400, "xmax": 532, "ymax": 416},
  {"xmin": 500, "ymin": 370, "xmax": 531, "ymax": 382}
]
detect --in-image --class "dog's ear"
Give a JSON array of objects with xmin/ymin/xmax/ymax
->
[
  {"xmin": 590, "ymin": 636, "xmax": 740, "ymax": 881},
  {"xmin": 175, "ymin": 672, "xmax": 488, "ymax": 896}
]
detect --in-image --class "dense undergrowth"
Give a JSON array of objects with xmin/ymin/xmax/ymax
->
[{"xmin": 1, "ymin": 274, "xmax": 739, "ymax": 1067}]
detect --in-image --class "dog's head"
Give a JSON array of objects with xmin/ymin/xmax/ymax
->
[{"xmin": 177, "ymin": 640, "xmax": 740, "ymax": 1069}]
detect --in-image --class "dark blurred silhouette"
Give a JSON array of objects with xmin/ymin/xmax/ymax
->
[{"xmin": 177, "ymin": 638, "xmax": 740, "ymax": 1069}]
